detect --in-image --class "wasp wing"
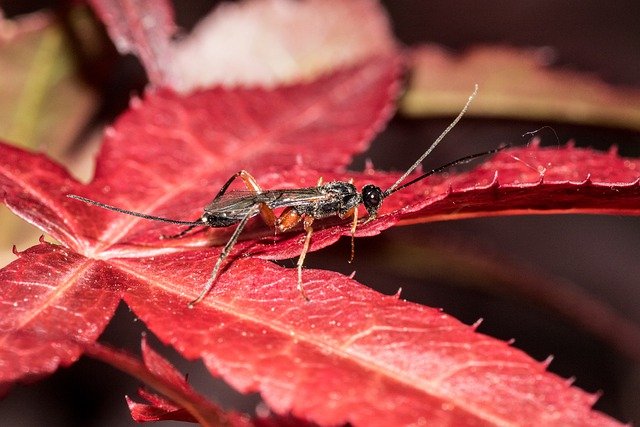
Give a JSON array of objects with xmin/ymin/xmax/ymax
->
[{"xmin": 204, "ymin": 188, "xmax": 327, "ymax": 218}]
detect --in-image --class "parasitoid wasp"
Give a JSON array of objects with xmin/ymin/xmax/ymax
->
[{"xmin": 68, "ymin": 84, "xmax": 506, "ymax": 307}]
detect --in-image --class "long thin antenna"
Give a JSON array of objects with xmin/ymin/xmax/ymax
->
[
  {"xmin": 384, "ymin": 84, "xmax": 478, "ymax": 195},
  {"xmin": 386, "ymin": 145, "xmax": 510, "ymax": 195},
  {"xmin": 67, "ymin": 195, "xmax": 203, "ymax": 226}
]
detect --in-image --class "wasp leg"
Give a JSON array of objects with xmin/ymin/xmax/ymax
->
[
  {"xmin": 188, "ymin": 205, "xmax": 260, "ymax": 308},
  {"xmin": 337, "ymin": 207, "xmax": 359, "ymax": 263},
  {"xmin": 216, "ymin": 170, "xmax": 277, "ymax": 227},
  {"xmin": 211, "ymin": 170, "xmax": 255, "ymax": 200},
  {"xmin": 275, "ymin": 207, "xmax": 311, "ymax": 300},
  {"xmin": 295, "ymin": 215, "xmax": 314, "ymax": 301},
  {"xmin": 349, "ymin": 207, "xmax": 359, "ymax": 262}
]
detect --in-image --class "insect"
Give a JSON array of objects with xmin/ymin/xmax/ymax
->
[{"xmin": 69, "ymin": 85, "xmax": 504, "ymax": 307}]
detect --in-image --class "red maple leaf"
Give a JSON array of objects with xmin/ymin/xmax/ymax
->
[
  {"xmin": 2, "ymin": 55, "xmax": 635, "ymax": 425},
  {"xmin": 1, "ymin": 1, "xmax": 638, "ymax": 426}
]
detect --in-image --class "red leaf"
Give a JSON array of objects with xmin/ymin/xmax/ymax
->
[
  {"xmin": 0, "ymin": 240, "xmax": 123, "ymax": 382},
  {"xmin": 115, "ymin": 341, "xmax": 304, "ymax": 425},
  {"xmin": 88, "ymin": 0, "xmax": 176, "ymax": 86},
  {"xmin": 126, "ymin": 393, "xmax": 194, "ymax": 423},
  {"xmin": 0, "ymin": 54, "xmax": 631, "ymax": 426},
  {"xmin": 122, "ymin": 259, "xmax": 619, "ymax": 426},
  {"xmin": 363, "ymin": 141, "xmax": 640, "ymax": 225},
  {"xmin": 85, "ymin": 339, "xmax": 244, "ymax": 425}
]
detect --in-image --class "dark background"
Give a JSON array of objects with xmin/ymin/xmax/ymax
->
[{"xmin": 1, "ymin": 1, "xmax": 639, "ymax": 425}]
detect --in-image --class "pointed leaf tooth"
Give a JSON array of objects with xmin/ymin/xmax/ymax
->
[
  {"xmin": 586, "ymin": 390, "xmax": 603, "ymax": 407},
  {"xmin": 489, "ymin": 170, "xmax": 500, "ymax": 188},
  {"xmin": 364, "ymin": 158, "xmax": 375, "ymax": 174},
  {"xmin": 529, "ymin": 136, "xmax": 542, "ymax": 148},
  {"xmin": 471, "ymin": 318, "xmax": 483, "ymax": 331}
]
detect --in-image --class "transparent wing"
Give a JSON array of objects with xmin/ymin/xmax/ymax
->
[{"xmin": 205, "ymin": 188, "xmax": 327, "ymax": 213}]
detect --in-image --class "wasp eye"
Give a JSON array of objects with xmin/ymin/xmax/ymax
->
[{"xmin": 367, "ymin": 190, "xmax": 380, "ymax": 205}]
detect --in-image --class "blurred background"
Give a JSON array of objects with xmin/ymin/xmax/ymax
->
[{"xmin": 1, "ymin": 1, "xmax": 639, "ymax": 425}]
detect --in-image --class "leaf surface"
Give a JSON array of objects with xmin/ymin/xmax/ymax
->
[
  {"xmin": 122, "ymin": 259, "xmax": 619, "ymax": 426},
  {"xmin": 0, "ymin": 241, "xmax": 123, "ymax": 383}
]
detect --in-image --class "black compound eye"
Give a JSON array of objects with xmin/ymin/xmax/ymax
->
[
  {"xmin": 362, "ymin": 185, "xmax": 383, "ymax": 211},
  {"xmin": 367, "ymin": 190, "xmax": 380, "ymax": 206}
]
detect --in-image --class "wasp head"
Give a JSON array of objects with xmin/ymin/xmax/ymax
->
[{"xmin": 361, "ymin": 184, "xmax": 384, "ymax": 219}]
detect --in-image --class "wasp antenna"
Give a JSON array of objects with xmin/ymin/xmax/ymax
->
[
  {"xmin": 385, "ymin": 145, "xmax": 510, "ymax": 195},
  {"xmin": 67, "ymin": 194, "xmax": 203, "ymax": 226},
  {"xmin": 384, "ymin": 84, "xmax": 478, "ymax": 196}
]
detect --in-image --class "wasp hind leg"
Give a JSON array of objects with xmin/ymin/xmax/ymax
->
[{"xmin": 188, "ymin": 205, "xmax": 260, "ymax": 308}]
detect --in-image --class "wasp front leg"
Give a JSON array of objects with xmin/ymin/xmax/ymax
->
[{"xmin": 337, "ymin": 207, "xmax": 358, "ymax": 263}]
